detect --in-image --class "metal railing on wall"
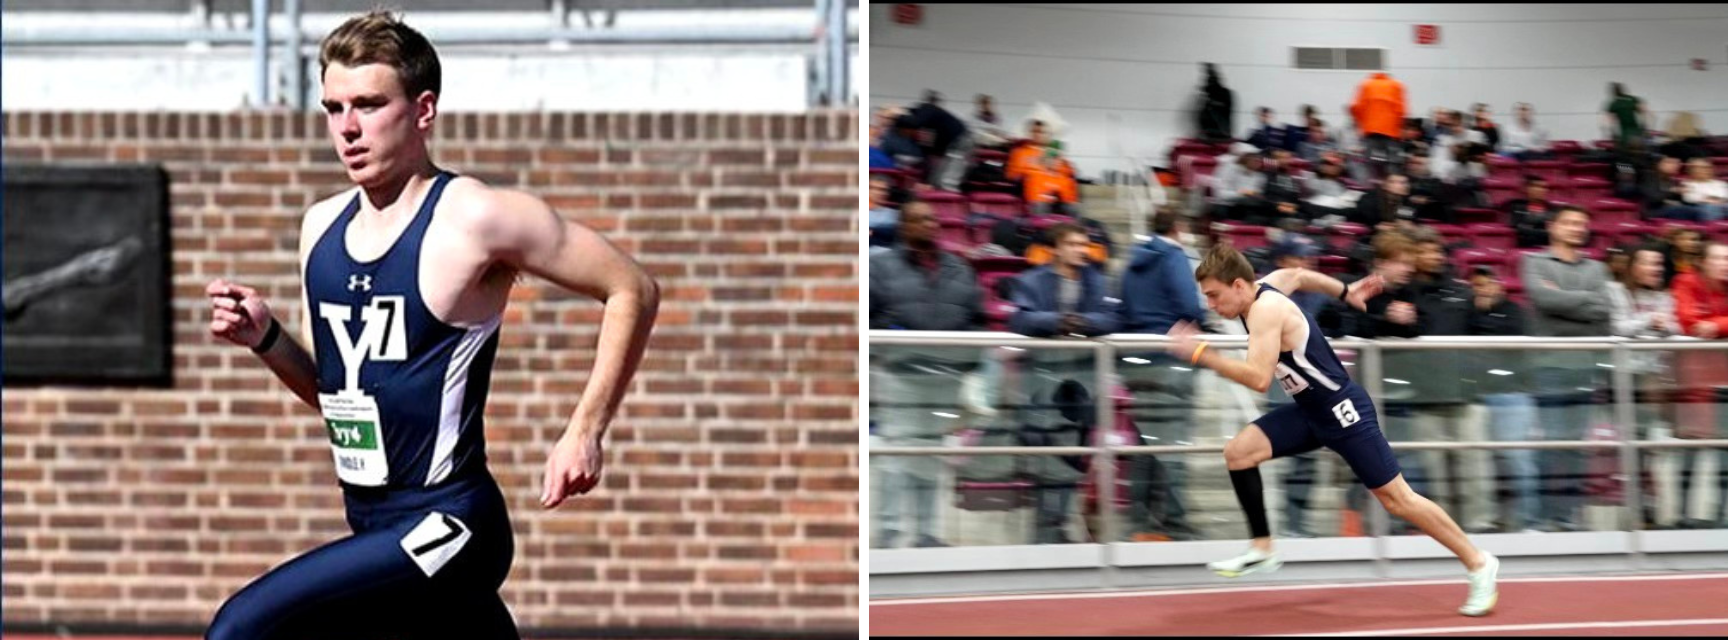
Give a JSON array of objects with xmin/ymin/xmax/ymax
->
[
  {"xmin": 2, "ymin": 1, "xmax": 857, "ymax": 109},
  {"xmin": 869, "ymin": 331, "xmax": 1728, "ymax": 555}
]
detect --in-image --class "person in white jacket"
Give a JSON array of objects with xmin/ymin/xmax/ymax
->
[{"xmin": 1606, "ymin": 244, "xmax": 1679, "ymax": 527}]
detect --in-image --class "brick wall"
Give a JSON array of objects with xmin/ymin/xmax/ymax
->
[{"xmin": 0, "ymin": 110, "xmax": 859, "ymax": 635}]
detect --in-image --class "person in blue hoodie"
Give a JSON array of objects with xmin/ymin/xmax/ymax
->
[
  {"xmin": 1008, "ymin": 222, "xmax": 1120, "ymax": 337},
  {"xmin": 1115, "ymin": 211, "xmax": 1209, "ymax": 540}
]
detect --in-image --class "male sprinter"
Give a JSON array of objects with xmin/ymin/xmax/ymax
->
[
  {"xmin": 1166, "ymin": 237, "xmax": 1499, "ymax": 616},
  {"xmin": 202, "ymin": 10, "xmax": 659, "ymax": 638}
]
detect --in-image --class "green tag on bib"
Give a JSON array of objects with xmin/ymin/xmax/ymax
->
[{"xmin": 326, "ymin": 419, "xmax": 380, "ymax": 450}]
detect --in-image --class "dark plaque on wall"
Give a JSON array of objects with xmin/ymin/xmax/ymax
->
[{"xmin": 3, "ymin": 163, "xmax": 172, "ymax": 386}]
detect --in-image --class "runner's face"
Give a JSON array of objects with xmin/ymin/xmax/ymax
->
[
  {"xmin": 1200, "ymin": 278, "xmax": 1249, "ymax": 319},
  {"xmin": 322, "ymin": 62, "xmax": 430, "ymax": 188}
]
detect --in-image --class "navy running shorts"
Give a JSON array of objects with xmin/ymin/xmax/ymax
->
[
  {"xmin": 205, "ymin": 468, "xmax": 519, "ymax": 640},
  {"xmin": 1252, "ymin": 383, "xmax": 1402, "ymax": 490}
]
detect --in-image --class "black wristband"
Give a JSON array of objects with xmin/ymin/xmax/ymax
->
[
  {"xmin": 1338, "ymin": 281, "xmax": 1351, "ymax": 303},
  {"xmin": 251, "ymin": 317, "xmax": 281, "ymax": 355}
]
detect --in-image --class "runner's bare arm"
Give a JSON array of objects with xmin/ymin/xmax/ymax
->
[
  {"xmin": 1189, "ymin": 299, "xmax": 1284, "ymax": 393},
  {"xmin": 1261, "ymin": 267, "xmax": 1381, "ymax": 311},
  {"xmin": 472, "ymin": 188, "xmax": 660, "ymax": 508}
]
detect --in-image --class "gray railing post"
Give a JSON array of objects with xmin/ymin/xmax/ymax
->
[
  {"xmin": 1611, "ymin": 341, "xmax": 1643, "ymax": 567},
  {"xmin": 1095, "ymin": 341, "xmax": 1118, "ymax": 587},
  {"xmin": 251, "ymin": 0, "xmax": 271, "ymax": 107}
]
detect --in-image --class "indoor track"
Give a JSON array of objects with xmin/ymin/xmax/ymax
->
[{"xmin": 869, "ymin": 572, "xmax": 1728, "ymax": 636}]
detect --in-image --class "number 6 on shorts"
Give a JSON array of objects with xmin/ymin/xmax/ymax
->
[{"xmin": 1332, "ymin": 398, "xmax": 1361, "ymax": 428}]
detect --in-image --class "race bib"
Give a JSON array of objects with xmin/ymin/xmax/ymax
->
[{"xmin": 319, "ymin": 391, "xmax": 389, "ymax": 486}]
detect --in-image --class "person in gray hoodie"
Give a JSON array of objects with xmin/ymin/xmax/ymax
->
[
  {"xmin": 869, "ymin": 197, "xmax": 984, "ymax": 548},
  {"xmin": 1115, "ymin": 211, "xmax": 1209, "ymax": 540},
  {"xmin": 1519, "ymin": 205, "xmax": 1612, "ymax": 531}
]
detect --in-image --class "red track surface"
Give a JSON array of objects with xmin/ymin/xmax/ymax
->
[{"xmin": 869, "ymin": 574, "xmax": 1728, "ymax": 636}]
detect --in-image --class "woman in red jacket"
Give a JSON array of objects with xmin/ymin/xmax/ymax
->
[{"xmin": 1669, "ymin": 242, "xmax": 1728, "ymax": 527}]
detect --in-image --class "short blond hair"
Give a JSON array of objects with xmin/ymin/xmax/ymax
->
[
  {"xmin": 319, "ymin": 10, "xmax": 441, "ymax": 98},
  {"xmin": 1195, "ymin": 243, "xmax": 1256, "ymax": 286}
]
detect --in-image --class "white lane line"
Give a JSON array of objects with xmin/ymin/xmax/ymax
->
[
  {"xmin": 1260, "ymin": 618, "xmax": 1728, "ymax": 637},
  {"xmin": 868, "ymin": 572, "xmax": 1728, "ymax": 606}
]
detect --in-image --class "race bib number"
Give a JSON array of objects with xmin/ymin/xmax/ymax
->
[
  {"xmin": 319, "ymin": 391, "xmax": 389, "ymax": 486},
  {"xmin": 399, "ymin": 511, "xmax": 471, "ymax": 578},
  {"xmin": 1274, "ymin": 363, "xmax": 1310, "ymax": 396},
  {"xmin": 1332, "ymin": 398, "xmax": 1361, "ymax": 428}
]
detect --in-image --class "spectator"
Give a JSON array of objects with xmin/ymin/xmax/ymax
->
[
  {"xmin": 1335, "ymin": 103, "xmax": 1369, "ymax": 181},
  {"xmin": 1007, "ymin": 120, "xmax": 1083, "ymax": 216},
  {"xmin": 1405, "ymin": 229, "xmax": 1497, "ymax": 533},
  {"xmin": 1664, "ymin": 227, "xmax": 1704, "ymax": 287},
  {"xmin": 1432, "ymin": 111, "xmax": 1488, "ymax": 180},
  {"xmin": 1350, "ymin": 229, "xmax": 1423, "ymax": 339},
  {"xmin": 1351, "ymin": 173, "xmax": 1413, "ymax": 228},
  {"xmin": 1520, "ymin": 205, "xmax": 1611, "ymax": 532},
  {"xmin": 1116, "ymin": 210, "xmax": 1206, "ymax": 541},
  {"xmin": 1646, "ymin": 155, "xmax": 1706, "ymax": 220},
  {"xmin": 1246, "ymin": 107, "xmax": 1291, "ymax": 152},
  {"xmin": 1405, "ymin": 154, "xmax": 1453, "ymax": 223},
  {"xmin": 1351, "ymin": 71, "xmax": 1407, "ymax": 178},
  {"xmin": 869, "ymin": 198, "xmax": 984, "ymax": 331},
  {"xmin": 964, "ymin": 94, "xmax": 1012, "ymax": 150},
  {"xmin": 974, "ymin": 93, "xmax": 1000, "ymax": 126},
  {"xmin": 868, "ymin": 175, "xmax": 899, "ymax": 248},
  {"xmin": 870, "ymin": 106, "xmax": 908, "ymax": 169},
  {"xmin": 868, "ymin": 197, "xmax": 984, "ymax": 549},
  {"xmin": 1471, "ymin": 103, "xmax": 1501, "ymax": 151},
  {"xmin": 1605, "ymin": 245, "xmax": 1632, "ymax": 285},
  {"xmin": 1197, "ymin": 62, "xmax": 1235, "ymax": 144},
  {"xmin": 1608, "ymin": 244, "xmax": 1678, "ymax": 527},
  {"xmin": 880, "ymin": 113, "xmax": 924, "ymax": 169},
  {"xmin": 1008, "ymin": 223, "xmax": 1119, "ymax": 338},
  {"xmin": 909, "ymin": 90, "xmax": 969, "ymax": 185},
  {"xmin": 1670, "ymin": 242, "xmax": 1728, "ymax": 527},
  {"xmin": 1681, "ymin": 157, "xmax": 1728, "ymax": 221},
  {"xmin": 1399, "ymin": 117, "xmax": 1432, "ymax": 162},
  {"xmin": 1603, "ymin": 82, "xmax": 1649, "ymax": 150},
  {"xmin": 1658, "ymin": 111, "xmax": 1710, "ymax": 161},
  {"xmin": 1284, "ymin": 104, "xmax": 1317, "ymax": 153},
  {"xmin": 1423, "ymin": 107, "xmax": 1448, "ymax": 143},
  {"xmin": 1298, "ymin": 119, "xmax": 1338, "ymax": 163},
  {"xmin": 1303, "ymin": 158, "xmax": 1356, "ymax": 225},
  {"xmin": 1211, "ymin": 152, "xmax": 1270, "ymax": 223},
  {"xmin": 1465, "ymin": 265, "xmax": 1539, "ymax": 531},
  {"xmin": 1506, "ymin": 175, "xmax": 1556, "ymax": 248},
  {"xmin": 1501, "ymin": 102, "xmax": 1552, "ymax": 161},
  {"xmin": 1263, "ymin": 148, "xmax": 1307, "ymax": 209}
]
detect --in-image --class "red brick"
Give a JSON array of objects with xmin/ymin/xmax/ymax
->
[{"xmin": 9, "ymin": 110, "xmax": 857, "ymax": 633}]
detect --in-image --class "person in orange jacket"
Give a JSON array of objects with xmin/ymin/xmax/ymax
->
[
  {"xmin": 1007, "ymin": 120, "xmax": 1080, "ymax": 213},
  {"xmin": 1669, "ymin": 241, "xmax": 1728, "ymax": 527},
  {"xmin": 1351, "ymin": 72, "xmax": 1406, "ymax": 179}
]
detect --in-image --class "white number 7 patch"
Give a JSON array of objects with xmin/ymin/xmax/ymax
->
[
  {"xmin": 399, "ymin": 511, "xmax": 471, "ymax": 578},
  {"xmin": 1332, "ymin": 398, "xmax": 1361, "ymax": 428}
]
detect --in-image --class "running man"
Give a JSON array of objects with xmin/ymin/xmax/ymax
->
[
  {"xmin": 1165, "ymin": 237, "xmax": 1499, "ymax": 617},
  {"xmin": 202, "ymin": 11, "xmax": 659, "ymax": 638}
]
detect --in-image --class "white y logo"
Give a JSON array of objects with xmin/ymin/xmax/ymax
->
[
  {"xmin": 348, "ymin": 274, "xmax": 373, "ymax": 292},
  {"xmin": 320, "ymin": 296, "xmax": 408, "ymax": 392}
]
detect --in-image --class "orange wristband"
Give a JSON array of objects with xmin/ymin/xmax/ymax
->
[{"xmin": 1190, "ymin": 341, "xmax": 1209, "ymax": 365}]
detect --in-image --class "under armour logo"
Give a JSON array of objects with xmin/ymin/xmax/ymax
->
[{"xmin": 348, "ymin": 275, "xmax": 372, "ymax": 292}]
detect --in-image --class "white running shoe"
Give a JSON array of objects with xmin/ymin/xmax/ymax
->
[
  {"xmin": 1208, "ymin": 546, "xmax": 1281, "ymax": 578},
  {"xmin": 1459, "ymin": 552, "xmax": 1500, "ymax": 617}
]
